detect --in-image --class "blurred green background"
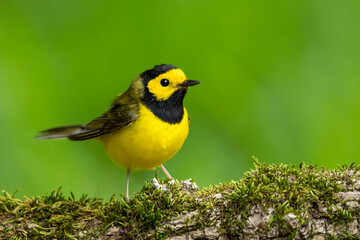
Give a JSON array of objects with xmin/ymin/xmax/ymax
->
[{"xmin": 1, "ymin": 0, "xmax": 360, "ymax": 199}]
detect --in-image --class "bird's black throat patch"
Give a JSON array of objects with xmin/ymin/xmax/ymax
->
[{"xmin": 141, "ymin": 88, "xmax": 187, "ymax": 124}]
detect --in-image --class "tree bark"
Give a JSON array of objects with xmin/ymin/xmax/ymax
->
[{"xmin": 1, "ymin": 161, "xmax": 360, "ymax": 239}]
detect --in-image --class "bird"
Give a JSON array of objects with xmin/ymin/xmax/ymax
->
[{"xmin": 36, "ymin": 64, "xmax": 201, "ymax": 201}]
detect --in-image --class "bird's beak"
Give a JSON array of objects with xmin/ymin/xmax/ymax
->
[{"xmin": 177, "ymin": 80, "xmax": 202, "ymax": 88}]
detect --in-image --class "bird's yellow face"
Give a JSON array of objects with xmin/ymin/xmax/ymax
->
[
  {"xmin": 146, "ymin": 68, "xmax": 187, "ymax": 101},
  {"xmin": 140, "ymin": 64, "xmax": 201, "ymax": 124}
]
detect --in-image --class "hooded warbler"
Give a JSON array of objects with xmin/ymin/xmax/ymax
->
[{"xmin": 36, "ymin": 64, "xmax": 201, "ymax": 201}]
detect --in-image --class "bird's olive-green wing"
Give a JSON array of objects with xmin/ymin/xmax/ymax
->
[{"xmin": 68, "ymin": 92, "xmax": 139, "ymax": 141}]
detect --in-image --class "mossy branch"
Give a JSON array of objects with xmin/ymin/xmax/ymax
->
[{"xmin": 2, "ymin": 159, "xmax": 360, "ymax": 239}]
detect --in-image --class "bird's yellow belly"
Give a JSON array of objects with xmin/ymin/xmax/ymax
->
[{"xmin": 99, "ymin": 104, "xmax": 189, "ymax": 170}]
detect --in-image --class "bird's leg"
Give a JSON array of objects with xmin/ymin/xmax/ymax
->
[
  {"xmin": 126, "ymin": 169, "xmax": 130, "ymax": 202},
  {"xmin": 160, "ymin": 164, "xmax": 173, "ymax": 179}
]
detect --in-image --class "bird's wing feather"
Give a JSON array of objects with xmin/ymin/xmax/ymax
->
[{"xmin": 68, "ymin": 91, "xmax": 139, "ymax": 141}]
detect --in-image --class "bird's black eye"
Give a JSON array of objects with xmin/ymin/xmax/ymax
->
[{"xmin": 160, "ymin": 79, "xmax": 170, "ymax": 87}]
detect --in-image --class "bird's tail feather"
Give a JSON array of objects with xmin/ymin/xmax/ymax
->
[{"xmin": 35, "ymin": 125, "xmax": 85, "ymax": 140}]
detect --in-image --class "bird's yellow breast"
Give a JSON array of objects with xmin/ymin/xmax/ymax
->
[{"xmin": 99, "ymin": 103, "xmax": 189, "ymax": 170}]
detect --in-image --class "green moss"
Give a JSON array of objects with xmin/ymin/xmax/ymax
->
[{"xmin": 1, "ymin": 159, "xmax": 359, "ymax": 239}]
